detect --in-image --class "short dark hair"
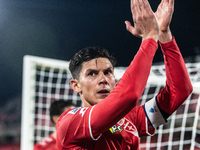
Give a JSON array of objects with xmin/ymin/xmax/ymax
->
[
  {"xmin": 69, "ymin": 46, "xmax": 117, "ymax": 80},
  {"xmin": 49, "ymin": 100, "xmax": 75, "ymax": 124}
]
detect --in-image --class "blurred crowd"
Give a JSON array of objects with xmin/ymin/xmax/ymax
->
[{"xmin": 0, "ymin": 96, "xmax": 21, "ymax": 149}]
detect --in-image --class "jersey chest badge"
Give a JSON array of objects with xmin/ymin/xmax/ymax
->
[{"xmin": 109, "ymin": 118, "xmax": 139, "ymax": 137}]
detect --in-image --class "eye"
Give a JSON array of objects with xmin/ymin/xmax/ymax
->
[
  {"xmin": 104, "ymin": 69, "xmax": 113, "ymax": 75},
  {"xmin": 88, "ymin": 72, "xmax": 94, "ymax": 76},
  {"xmin": 88, "ymin": 71, "xmax": 96, "ymax": 76},
  {"xmin": 104, "ymin": 70, "xmax": 109, "ymax": 75}
]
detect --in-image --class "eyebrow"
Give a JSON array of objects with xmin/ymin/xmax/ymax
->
[{"xmin": 85, "ymin": 67, "xmax": 114, "ymax": 73}]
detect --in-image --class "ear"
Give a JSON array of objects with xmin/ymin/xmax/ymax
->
[
  {"xmin": 70, "ymin": 79, "xmax": 82, "ymax": 93},
  {"xmin": 52, "ymin": 115, "xmax": 59, "ymax": 124}
]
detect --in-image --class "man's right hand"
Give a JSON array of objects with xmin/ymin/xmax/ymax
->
[{"xmin": 125, "ymin": 0, "xmax": 160, "ymax": 42}]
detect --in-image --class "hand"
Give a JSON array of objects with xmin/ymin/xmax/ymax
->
[
  {"xmin": 125, "ymin": 0, "xmax": 159, "ymax": 42},
  {"xmin": 155, "ymin": 0, "xmax": 174, "ymax": 43}
]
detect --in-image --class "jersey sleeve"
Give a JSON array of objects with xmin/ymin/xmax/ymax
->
[
  {"xmin": 130, "ymin": 37, "xmax": 193, "ymax": 130},
  {"xmin": 156, "ymin": 37, "xmax": 193, "ymax": 115},
  {"xmin": 90, "ymin": 39, "xmax": 158, "ymax": 137}
]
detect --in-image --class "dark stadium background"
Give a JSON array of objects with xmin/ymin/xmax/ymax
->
[{"xmin": 0, "ymin": 0, "xmax": 199, "ymax": 149}]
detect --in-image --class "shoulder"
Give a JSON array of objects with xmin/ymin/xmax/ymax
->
[
  {"xmin": 57, "ymin": 107, "xmax": 80, "ymax": 123},
  {"xmin": 58, "ymin": 107, "xmax": 92, "ymax": 122},
  {"xmin": 58, "ymin": 107, "xmax": 81, "ymax": 122},
  {"xmin": 56, "ymin": 107, "xmax": 93, "ymax": 131},
  {"xmin": 33, "ymin": 134, "xmax": 56, "ymax": 150},
  {"xmin": 56, "ymin": 107, "xmax": 94, "ymax": 147}
]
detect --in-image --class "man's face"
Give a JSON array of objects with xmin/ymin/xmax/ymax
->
[{"xmin": 77, "ymin": 57, "xmax": 115, "ymax": 107}]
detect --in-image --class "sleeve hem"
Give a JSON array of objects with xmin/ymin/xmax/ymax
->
[{"xmin": 143, "ymin": 96, "xmax": 167, "ymax": 128}]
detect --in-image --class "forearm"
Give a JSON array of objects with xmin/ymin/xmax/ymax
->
[
  {"xmin": 157, "ymin": 37, "xmax": 193, "ymax": 114},
  {"xmin": 91, "ymin": 39, "xmax": 158, "ymax": 136}
]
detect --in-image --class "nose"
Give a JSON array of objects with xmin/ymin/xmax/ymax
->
[{"xmin": 98, "ymin": 72, "xmax": 108, "ymax": 85}]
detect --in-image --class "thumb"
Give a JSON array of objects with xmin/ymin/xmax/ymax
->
[{"xmin": 125, "ymin": 21, "xmax": 136, "ymax": 35}]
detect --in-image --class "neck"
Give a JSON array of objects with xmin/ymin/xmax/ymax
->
[{"xmin": 52, "ymin": 130, "xmax": 56, "ymax": 138}]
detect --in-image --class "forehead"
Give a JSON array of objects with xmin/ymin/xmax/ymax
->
[{"xmin": 81, "ymin": 57, "xmax": 113, "ymax": 71}]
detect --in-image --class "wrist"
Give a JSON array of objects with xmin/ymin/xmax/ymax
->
[
  {"xmin": 159, "ymin": 29, "xmax": 173, "ymax": 43},
  {"xmin": 142, "ymin": 32, "xmax": 159, "ymax": 43}
]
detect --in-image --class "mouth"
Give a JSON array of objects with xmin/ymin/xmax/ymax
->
[{"xmin": 97, "ymin": 89, "xmax": 110, "ymax": 95}]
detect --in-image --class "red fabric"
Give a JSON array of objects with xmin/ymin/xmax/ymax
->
[
  {"xmin": 0, "ymin": 144, "xmax": 20, "ymax": 150},
  {"xmin": 56, "ymin": 39, "xmax": 158, "ymax": 150},
  {"xmin": 157, "ymin": 37, "xmax": 193, "ymax": 114},
  {"xmin": 57, "ymin": 106, "xmax": 155, "ymax": 150},
  {"xmin": 56, "ymin": 38, "xmax": 193, "ymax": 149},
  {"xmin": 33, "ymin": 133, "xmax": 56, "ymax": 150}
]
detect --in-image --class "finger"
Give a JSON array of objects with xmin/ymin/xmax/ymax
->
[
  {"xmin": 163, "ymin": 0, "xmax": 169, "ymax": 3},
  {"xmin": 139, "ymin": 0, "xmax": 147, "ymax": 10},
  {"xmin": 134, "ymin": 0, "xmax": 142, "ymax": 15},
  {"xmin": 125, "ymin": 20, "xmax": 140, "ymax": 37},
  {"xmin": 141, "ymin": 0, "xmax": 153, "ymax": 16},
  {"xmin": 159, "ymin": 0, "xmax": 164, "ymax": 8},
  {"xmin": 137, "ymin": 0, "xmax": 148, "ymax": 14},
  {"xmin": 125, "ymin": 21, "xmax": 142, "ymax": 38},
  {"xmin": 131, "ymin": 0, "xmax": 137, "ymax": 21},
  {"xmin": 138, "ymin": 0, "xmax": 143, "ymax": 10},
  {"xmin": 169, "ymin": 0, "xmax": 174, "ymax": 7},
  {"xmin": 125, "ymin": 21, "xmax": 135, "ymax": 34}
]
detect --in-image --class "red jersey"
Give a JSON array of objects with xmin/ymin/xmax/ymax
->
[
  {"xmin": 56, "ymin": 38, "xmax": 192, "ymax": 149},
  {"xmin": 57, "ymin": 106, "xmax": 155, "ymax": 150},
  {"xmin": 33, "ymin": 133, "xmax": 56, "ymax": 150}
]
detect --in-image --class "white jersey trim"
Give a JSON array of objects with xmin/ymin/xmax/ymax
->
[
  {"xmin": 145, "ymin": 117, "xmax": 155, "ymax": 136},
  {"xmin": 144, "ymin": 96, "xmax": 167, "ymax": 128},
  {"xmin": 89, "ymin": 105, "xmax": 102, "ymax": 141}
]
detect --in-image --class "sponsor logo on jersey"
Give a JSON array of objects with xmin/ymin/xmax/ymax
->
[
  {"xmin": 149, "ymin": 106, "xmax": 158, "ymax": 113},
  {"xmin": 109, "ymin": 125, "xmax": 123, "ymax": 133},
  {"xmin": 69, "ymin": 107, "xmax": 81, "ymax": 114},
  {"xmin": 109, "ymin": 118, "xmax": 138, "ymax": 137},
  {"xmin": 68, "ymin": 107, "xmax": 89, "ymax": 117}
]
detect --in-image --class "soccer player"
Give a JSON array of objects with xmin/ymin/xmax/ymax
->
[
  {"xmin": 33, "ymin": 100, "xmax": 75, "ymax": 150},
  {"xmin": 56, "ymin": 0, "xmax": 193, "ymax": 149}
]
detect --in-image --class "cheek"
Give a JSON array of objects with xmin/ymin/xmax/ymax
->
[
  {"xmin": 81, "ymin": 79, "xmax": 96, "ymax": 91},
  {"xmin": 110, "ymin": 77, "xmax": 116, "ymax": 89}
]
